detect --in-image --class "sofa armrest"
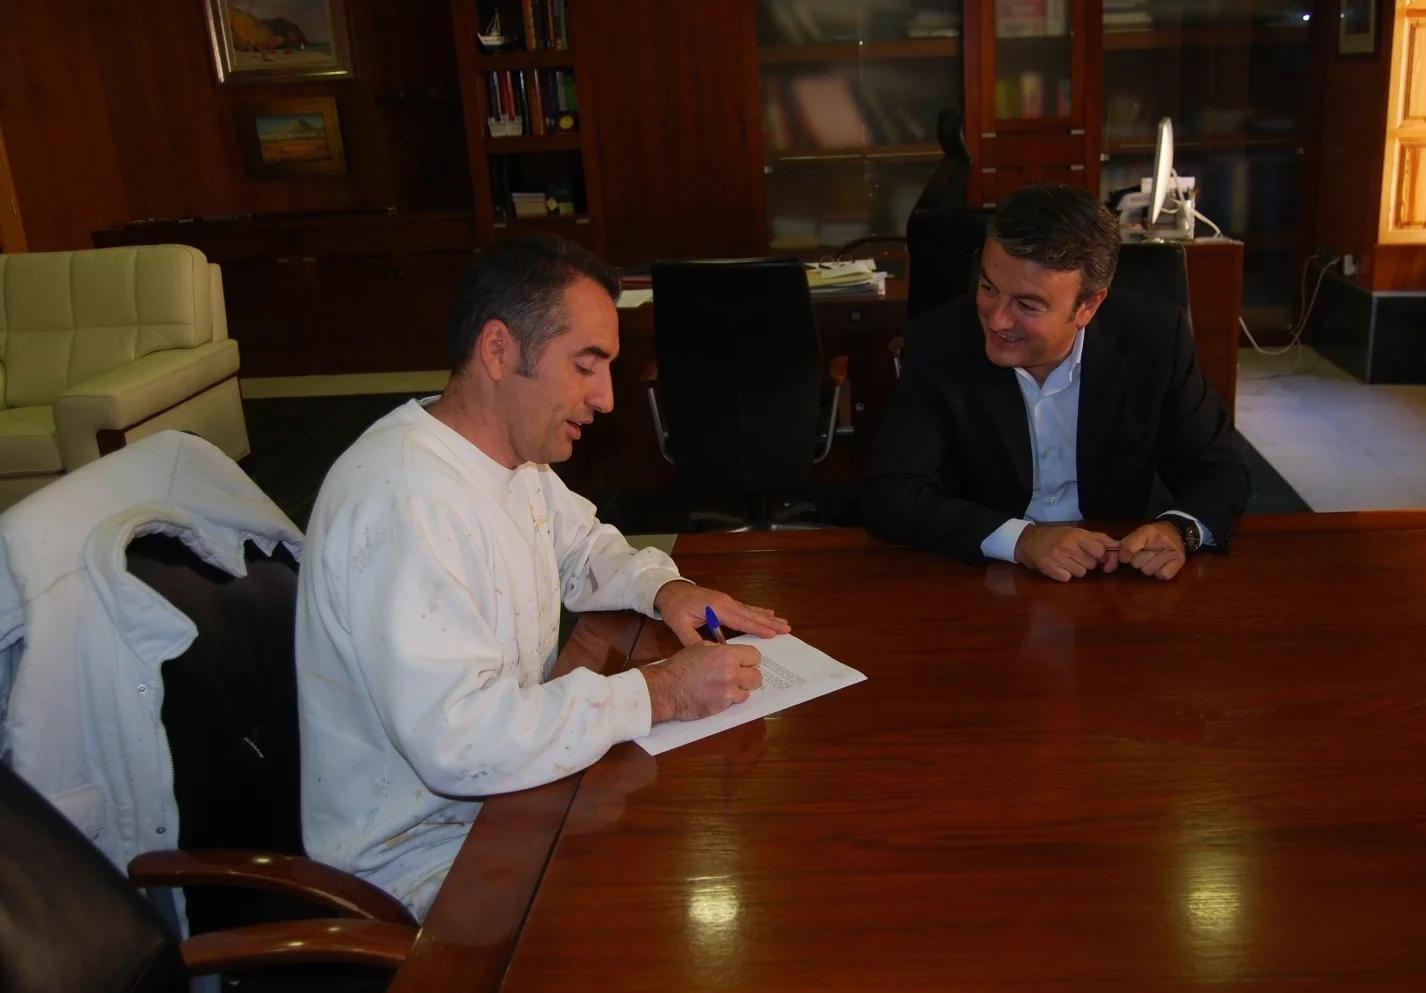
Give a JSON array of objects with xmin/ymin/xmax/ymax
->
[{"xmin": 52, "ymin": 339, "xmax": 240, "ymax": 469}]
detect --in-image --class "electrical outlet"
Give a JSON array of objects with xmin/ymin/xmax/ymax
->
[{"xmin": 1342, "ymin": 254, "xmax": 1357, "ymax": 276}]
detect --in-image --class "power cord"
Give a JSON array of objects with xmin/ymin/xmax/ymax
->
[{"xmin": 1239, "ymin": 251, "xmax": 1339, "ymax": 359}]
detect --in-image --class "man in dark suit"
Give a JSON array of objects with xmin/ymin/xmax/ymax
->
[{"xmin": 863, "ymin": 184, "xmax": 1250, "ymax": 582}]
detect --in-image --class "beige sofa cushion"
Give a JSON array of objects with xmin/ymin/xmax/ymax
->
[
  {"xmin": 0, "ymin": 406, "xmax": 62, "ymax": 477},
  {"xmin": 53, "ymin": 338, "xmax": 240, "ymax": 469},
  {"xmin": 0, "ymin": 245, "xmax": 215, "ymax": 409}
]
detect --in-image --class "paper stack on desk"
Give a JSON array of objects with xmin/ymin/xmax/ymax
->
[
  {"xmin": 805, "ymin": 259, "xmax": 887, "ymax": 298},
  {"xmin": 633, "ymin": 634, "xmax": 866, "ymax": 755}
]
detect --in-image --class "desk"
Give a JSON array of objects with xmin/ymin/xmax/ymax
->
[
  {"xmin": 392, "ymin": 511, "xmax": 1426, "ymax": 992},
  {"xmin": 564, "ymin": 243, "xmax": 1243, "ymax": 495}
]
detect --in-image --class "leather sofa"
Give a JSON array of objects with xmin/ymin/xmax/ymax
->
[{"xmin": 0, "ymin": 245, "xmax": 250, "ymax": 509}]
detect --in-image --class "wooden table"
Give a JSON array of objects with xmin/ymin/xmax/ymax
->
[{"xmin": 395, "ymin": 511, "xmax": 1426, "ymax": 991}]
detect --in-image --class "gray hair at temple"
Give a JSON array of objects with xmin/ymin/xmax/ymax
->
[
  {"xmin": 446, "ymin": 236, "xmax": 621, "ymax": 377},
  {"xmin": 987, "ymin": 184, "xmax": 1121, "ymax": 304}
]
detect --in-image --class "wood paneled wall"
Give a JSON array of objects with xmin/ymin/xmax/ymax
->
[
  {"xmin": 1306, "ymin": 0, "xmax": 1426, "ymax": 290},
  {"xmin": 574, "ymin": 0, "xmax": 767, "ymax": 265},
  {"xmin": 0, "ymin": 0, "xmax": 467, "ymax": 253}
]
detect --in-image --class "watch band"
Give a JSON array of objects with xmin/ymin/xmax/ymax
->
[{"xmin": 1160, "ymin": 514, "xmax": 1201, "ymax": 554}]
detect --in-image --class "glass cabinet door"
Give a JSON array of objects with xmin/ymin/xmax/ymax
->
[
  {"xmin": 756, "ymin": 0, "xmax": 964, "ymax": 254},
  {"xmin": 993, "ymin": 0, "xmax": 1075, "ymax": 120},
  {"xmin": 1099, "ymin": 0, "xmax": 1310, "ymax": 331}
]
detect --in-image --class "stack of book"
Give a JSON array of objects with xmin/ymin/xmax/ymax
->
[
  {"xmin": 1103, "ymin": 0, "xmax": 1153, "ymax": 31},
  {"xmin": 805, "ymin": 260, "xmax": 886, "ymax": 298},
  {"xmin": 486, "ymin": 69, "xmax": 579, "ymax": 137},
  {"xmin": 512, "ymin": 192, "xmax": 552, "ymax": 218}
]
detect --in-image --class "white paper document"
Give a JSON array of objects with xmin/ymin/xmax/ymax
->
[
  {"xmin": 615, "ymin": 288, "xmax": 654, "ymax": 309},
  {"xmin": 633, "ymin": 634, "xmax": 866, "ymax": 756}
]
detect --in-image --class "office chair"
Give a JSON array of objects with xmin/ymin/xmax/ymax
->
[
  {"xmin": 889, "ymin": 237, "xmax": 1194, "ymax": 377},
  {"xmin": 832, "ymin": 109, "xmax": 973, "ymax": 267},
  {"xmin": 1112, "ymin": 241, "xmax": 1191, "ymax": 320},
  {"xmin": 122, "ymin": 532, "xmax": 417, "ymax": 992},
  {"xmin": 643, "ymin": 259, "xmax": 852, "ymax": 530},
  {"xmin": 915, "ymin": 109, "xmax": 974, "ymax": 212},
  {"xmin": 0, "ymin": 761, "xmax": 412, "ymax": 993}
]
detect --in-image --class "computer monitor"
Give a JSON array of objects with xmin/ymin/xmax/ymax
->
[{"xmin": 1149, "ymin": 117, "xmax": 1175, "ymax": 226}]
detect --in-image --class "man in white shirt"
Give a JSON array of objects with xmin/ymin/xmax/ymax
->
[
  {"xmin": 297, "ymin": 236, "xmax": 790, "ymax": 918},
  {"xmin": 864, "ymin": 184, "xmax": 1249, "ymax": 580}
]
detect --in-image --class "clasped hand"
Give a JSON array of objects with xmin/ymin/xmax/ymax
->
[{"xmin": 1013, "ymin": 521, "xmax": 1186, "ymax": 582}]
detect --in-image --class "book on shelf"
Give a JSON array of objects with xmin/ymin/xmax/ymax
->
[
  {"xmin": 516, "ymin": 0, "xmax": 570, "ymax": 52},
  {"xmin": 486, "ymin": 68, "xmax": 577, "ymax": 136},
  {"xmin": 790, "ymin": 74, "xmax": 870, "ymax": 148},
  {"xmin": 526, "ymin": 68, "xmax": 546, "ymax": 135}
]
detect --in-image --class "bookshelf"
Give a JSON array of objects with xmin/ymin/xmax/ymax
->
[
  {"xmin": 451, "ymin": 0, "xmax": 605, "ymax": 255},
  {"xmin": 756, "ymin": 0, "xmax": 965, "ymax": 254}
]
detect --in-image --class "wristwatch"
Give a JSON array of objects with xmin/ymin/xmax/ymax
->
[{"xmin": 1160, "ymin": 514, "xmax": 1202, "ymax": 554}]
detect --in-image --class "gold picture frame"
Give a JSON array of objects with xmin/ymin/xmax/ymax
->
[
  {"xmin": 235, "ymin": 97, "xmax": 348, "ymax": 178},
  {"xmin": 206, "ymin": 0, "xmax": 355, "ymax": 85}
]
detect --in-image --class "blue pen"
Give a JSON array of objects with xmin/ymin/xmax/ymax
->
[{"xmin": 705, "ymin": 606, "xmax": 727, "ymax": 644}]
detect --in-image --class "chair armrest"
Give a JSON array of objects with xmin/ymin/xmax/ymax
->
[
  {"xmin": 129, "ymin": 849, "xmax": 418, "ymax": 927},
  {"xmin": 181, "ymin": 919, "xmax": 415, "ymax": 976},
  {"xmin": 641, "ymin": 361, "xmax": 672, "ymax": 464},
  {"xmin": 53, "ymin": 339, "xmax": 240, "ymax": 468}
]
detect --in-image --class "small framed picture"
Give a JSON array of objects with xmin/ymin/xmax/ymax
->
[
  {"xmin": 1339, "ymin": 0, "xmax": 1378, "ymax": 56},
  {"xmin": 205, "ymin": 0, "xmax": 355, "ymax": 85},
  {"xmin": 235, "ymin": 98, "xmax": 347, "ymax": 179}
]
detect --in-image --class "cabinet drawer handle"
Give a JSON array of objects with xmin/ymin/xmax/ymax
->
[
  {"xmin": 1070, "ymin": 128, "xmax": 1086, "ymax": 136},
  {"xmin": 1069, "ymin": 164, "xmax": 1085, "ymax": 172}
]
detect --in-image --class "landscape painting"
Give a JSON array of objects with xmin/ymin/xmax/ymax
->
[
  {"xmin": 236, "ymin": 98, "xmax": 347, "ymax": 178},
  {"xmin": 256, "ymin": 113, "xmax": 331, "ymax": 164},
  {"xmin": 206, "ymin": 0, "xmax": 354, "ymax": 84}
]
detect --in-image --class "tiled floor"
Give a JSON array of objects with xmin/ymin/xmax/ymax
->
[{"xmin": 1237, "ymin": 347, "xmax": 1426, "ymax": 511}]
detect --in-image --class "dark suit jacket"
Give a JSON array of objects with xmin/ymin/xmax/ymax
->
[{"xmin": 863, "ymin": 290, "xmax": 1251, "ymax": 561}]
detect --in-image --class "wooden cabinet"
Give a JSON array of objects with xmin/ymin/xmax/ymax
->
[{"xmin": 94, "ymin": 213, "xmax": 478, "ymax": 376}]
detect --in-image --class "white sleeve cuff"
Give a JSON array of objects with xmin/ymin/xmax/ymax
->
[
  {"xmin": 981, "ymin": 518, "xmax": 1033, "ymax": 563},
  {"xmin": 607, "ymin": 667, "xmax": 654, "ymax": 740},
  {"xmin": 1159, "ymin": 510, "xmax": 1216, "ymax": 547},
  {"xmin": 636, "ymin": 570, "xmax": 689, "ymax": 619}
]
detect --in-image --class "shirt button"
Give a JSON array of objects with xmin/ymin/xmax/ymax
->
[
  {"xmin": 1049, "ymin": 496, "xmax": 1058, "ymax": 504},
  {"xmin": 156, "ymin": 826, "xmax": 166, "ymax": 835},
  {"xmin": 1042, "ymin": 447, "xmax": 1052, "ymax": 456},
  {"xmin": 137, "ymin": 684, "xmax": 147, "ymax": 694}
]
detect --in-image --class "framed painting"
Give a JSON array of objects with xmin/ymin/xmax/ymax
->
[
  {"xmin": 1338, "ymin": 0, "xmax": 1379, "ymax": 56},
  {"xmin": 206, "ymin": 0, "xmax": 355, "ymax": 84},
  {"xmin": 235, "ymin": 98, "xmax": 347, "ymax": 178}
]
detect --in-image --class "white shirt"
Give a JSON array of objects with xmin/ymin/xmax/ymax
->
[
  {"xmin": 296, "ymin": 399, "xmax": 682, "ymax": 919},
  {"xmin": 0, "ymin": 432, "xmax": 302, "ymax": 899},
  {"xmin": 980, "ymin": 329, "xmax": 1213, "ymax": 561}
]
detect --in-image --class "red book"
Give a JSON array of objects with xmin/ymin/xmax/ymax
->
[
  {"xmin": 526, "ymin": 69, "xmax": 546, "ymax": 135},
  {"xmin": 544, "ymin": 0, "xmax": 558, "ymax": 50},
  {"xmin": 501, "ymin": 70, "xmax": 517, "ymax": 119},
  {"xmin": 521, "ymin": 0, "xmax": 538, "ymax": 51}
]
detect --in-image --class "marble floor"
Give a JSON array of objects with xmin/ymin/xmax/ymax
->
[{"xmin": 1236, "ymin": 347, "xmax": 1426, "ymax": 512}]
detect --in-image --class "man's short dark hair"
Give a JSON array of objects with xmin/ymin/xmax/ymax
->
[
  {"xmin": 988, "ymin": 184, "xmax": 1120, "ymax": 303},
  {"xmin": 446, "ymin": 236, "xmax": 621, "ymax": 376}
]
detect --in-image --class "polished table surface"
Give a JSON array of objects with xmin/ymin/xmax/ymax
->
[{"xmin": 391, "ymin": 512, "xmax": 1426, "ymax": 992}]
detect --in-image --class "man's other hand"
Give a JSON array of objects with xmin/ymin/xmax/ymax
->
[
  {"xmin": 654, "ymin": 581, "xmax": 791, "ymax": 647},
  {"xmin": 1014, "ymin": 525, "xmax": 1120, "ymax": 582}
]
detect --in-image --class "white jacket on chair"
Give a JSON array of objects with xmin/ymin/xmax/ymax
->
[{"xmin": 0, "ymin": 430, "xmax": 301, "ymax": 877}]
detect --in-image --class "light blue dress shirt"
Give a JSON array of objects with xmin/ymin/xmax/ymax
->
[{"xmin": 979, "ymin": 328, "xmax": 1214, "ymax": 562}]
